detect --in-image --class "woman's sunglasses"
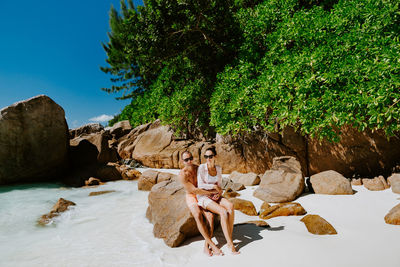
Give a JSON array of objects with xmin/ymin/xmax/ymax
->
[
  {"xmin": 183, "ymin": 156, "xmax": 193, "ymax": 162},
  {"xmin": 204, "ymin": 154, "xmax": 214, "ymax": 159}
]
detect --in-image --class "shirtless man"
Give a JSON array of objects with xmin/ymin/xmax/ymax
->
[{"xmin": 178, "ymin": 151, "xmax": 223, "ymax": 256}]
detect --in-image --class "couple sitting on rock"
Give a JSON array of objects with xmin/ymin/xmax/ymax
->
[{"xmin": 178, "ymin": 146, "xmax": 240, "ymax": 256}]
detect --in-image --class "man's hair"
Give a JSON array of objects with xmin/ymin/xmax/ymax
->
[{"xmin": 181, "ymin": 150, "xmax": 192, "ymax": 158}]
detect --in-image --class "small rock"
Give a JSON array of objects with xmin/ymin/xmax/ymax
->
[
  {"xmin": 310, "ymin": 170, "xmax": 353, "ymax": 195},
  {"xmin": 38, "ymin": 198, "xmax": 76, "ymax": 225},
  {"xmin": 259, "ymin": 202, "xmax": 306, "ymax": 220},
  {"xmin": 384, "ymin": 203, "xmax": 400, "ymax": 225},
  {"xmin": 229, "ymin": 198, "xmax": 258, "ymax": 216},
  {"xmin": 222, "ymin": 178, "xmax": 246, "ymax": 191},
  {"xmin": 228, "ymin": 171, "xmax": 260, "ymax": 186},
  {"xmin": 222, "ymin": 188, "xmax": 240, "ymax": 198},
  {"xmin": 362, "ymin": 176, "xmax": 389, "ymax": 191},
  {"xmin": 301, "ymin": 215, "xmax": 337, "ymax": 235},
  {"xmin": 259, "ymin": 202, "xmax": 271, "ymax": 215},
  {"xmin": 122, "ymin": 168, "xmax": 142, "ymax": 180},
  {"xmin": 89, "ymin": 190, "xmax": 116, "ymax": 196},
  {"xmin": 388, "ymin": 174, "xmax": 400, "ymax": 194},
  {"xmin": 85, "ymin": 177, "xmax": 102, "ymax": 186},
  {"xmin": 351, "ymin": 178, "xmax": 363, "ymax": 186}
]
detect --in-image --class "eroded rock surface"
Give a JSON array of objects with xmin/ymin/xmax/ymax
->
[
  {"xmin": 146, "ymin": 180, "xmax": 199, "ymax": 247},
  {"xmin": 253, "ymin": 156, "xmax": 305, "ymax": 203},
  {"xmin": 301, "ymin": 215, "xmax": 337, "ymax": 235},
  {"xmin": 38, "ymin": 198, "xmax": 76, "ymax": 225},
  {"xmin": 228, "ymin": 171, "xmax": 260, "ymax": 186},
  {"xmin": 388, "ymin": 174, "xmax": 400, "ymax": 194},
  {"xmin": 0, "ymin": 95, "xmax": 69, "ymax": 185},
  {"xmin": 384, "ymin": 203, "xmax": 400, "ymax": 225},
  {"xmin": 310, "ymin": 170, "xmax": 353, "ymax": 195},
  {"xmin": 362, "ymin": 176, "xmax": 389, "ymax": 191},
  {"xmin": 229, "ymin": 198, "xmax": 258, "ymax": 216},
  {"xmin": 259, "ymin": 202, "xmax": 306, "ymax": 220}
]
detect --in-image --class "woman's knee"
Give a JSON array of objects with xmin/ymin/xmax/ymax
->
[{"xmin": 219, "ymin": 209, "xmax": 228, "ymax": 219}]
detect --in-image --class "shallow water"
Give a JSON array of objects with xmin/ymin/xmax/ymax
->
[{"xmin": 0, "ymin": 179, "xmax": 184, "ymax": 267}]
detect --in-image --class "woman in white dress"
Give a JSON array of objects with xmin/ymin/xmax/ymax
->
[{"xmin": 197, "ymin": 146, "xmax": 240, "ymax": 255}]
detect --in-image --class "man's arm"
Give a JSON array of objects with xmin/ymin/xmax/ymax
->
[{"xmin": 178, "ymin": 169, "xmax": 216, "ymax": 196}]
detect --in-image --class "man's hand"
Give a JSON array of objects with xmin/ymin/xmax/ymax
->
[
  {"xmin": 206, "ymin": 189, "xmax": 218, "ymax": 196},
  {"xmin": 210, "ymin": 192, "xmax": 221, "ymax": 201},
  {"xmin": 213, "ymin": 184, "xmax": 222, "ymax": 194}
]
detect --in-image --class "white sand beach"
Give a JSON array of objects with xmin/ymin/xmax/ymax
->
[
  {"xmin": 0, "ymin": 168, "xmax": 399, "ymax": 267},
  {"xmin": 145, "ymin": 169, "xmax": 400, "ymax": 267}
]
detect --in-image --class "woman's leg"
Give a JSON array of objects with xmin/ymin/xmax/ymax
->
[
  {"xmin": 205, "ymin": 201, "xmax": 240, "ymax": 254},
  {"xmin": 220, "ymin": 198, "xmax": 235, "ymax": 237}
]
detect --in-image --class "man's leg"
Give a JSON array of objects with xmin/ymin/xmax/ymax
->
[
  {"xmin": 202, "ymin": 210, "xmax": 214, "ymax": 255},
  {"xmin": 188, "ymin": 204, "xmax": 222, "ymax": 256}
]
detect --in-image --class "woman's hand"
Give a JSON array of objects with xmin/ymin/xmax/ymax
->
[{"xmin": 210, "ymin": 192, "xmax": 221, "ymax": 201}]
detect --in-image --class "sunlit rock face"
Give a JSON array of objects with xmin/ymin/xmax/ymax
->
[{"xmin": 0, "ymin": 95, "xmax": 69, "ymax": 185}]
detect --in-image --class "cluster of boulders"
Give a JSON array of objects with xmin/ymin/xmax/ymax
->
[
  {"xmin": 145, "ymin": 155, "xmax": 400, "ymax": 247},
  {"xmin": 2, "ymin": 96, "xmax": 400, "ymax": 245}
]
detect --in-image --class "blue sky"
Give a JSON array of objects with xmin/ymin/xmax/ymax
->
[{"xmin": 0, "ymin": 0, "xmax": 143, "ymax": 128}]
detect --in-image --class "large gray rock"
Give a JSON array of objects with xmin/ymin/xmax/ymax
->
[
  {"xmin": 253, "ymin": 156, "xmax": 305, "ymax": 203},
  {"xmin": 310, "ymin": 170, "xmax": 353, "ymax": 195},
  {"xmin": 388, "ymin": 174, "xmax": 400, "ymax": 194},
  {"xmin": 146, "ymin": 180, "xmax": 199, "ymax": 247},
  {"xmin": 228, "ymin": 171, "xmax": 260, "ymax": 186},
  {"xmin": 0, "ymin": 95, "xmax": 69, "ymax": 185}
]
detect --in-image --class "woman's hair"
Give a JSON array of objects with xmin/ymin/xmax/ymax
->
[{"xmin": 205, "ymin": 146, "xmax": 217, "ymax": 156}]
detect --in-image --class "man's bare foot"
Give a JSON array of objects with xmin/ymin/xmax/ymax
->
[
  {"xmin": 227, "ymin": 244, "xmax": 240, "ymax": 255},
  {"xmin": 210, "ymin": 244, "xmax": 224, "ymax": 256},
  {"xmin": 203, "ymin": 243, "xmax": 212, "ymax": 257}
]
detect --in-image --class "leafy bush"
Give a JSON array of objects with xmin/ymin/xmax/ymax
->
[
  {"xmin": 105, "ymin": 0, "xmax": 400, "ymax": 141},
  {"xmin": 210, "ymin": 0, "xmax": 400, "ymax": 140}
]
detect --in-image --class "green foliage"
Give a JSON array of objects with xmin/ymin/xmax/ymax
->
[
  {"xmin": 105, "ymin": 0, "xmax": 400, "ymax": 141},
  {"xmin": 102, "ymin": 0, "xmax": 241, "ymax": 136},
  {"xmin": 210, "ymin": 0, "xmax": 400, "ymax": 140}
]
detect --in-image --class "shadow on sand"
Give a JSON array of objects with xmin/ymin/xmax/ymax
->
[{"xmin": 182, "ymin": 223, "xmax": 284, "ymax": 252}]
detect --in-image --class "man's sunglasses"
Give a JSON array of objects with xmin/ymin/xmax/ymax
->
[
  {"xmin": 183, "ymin": 157, "xmax": 193, "ymax": 162},
  {"xmin": 204, "ymin": 154, "xmax": 214, "ymax": 159}
]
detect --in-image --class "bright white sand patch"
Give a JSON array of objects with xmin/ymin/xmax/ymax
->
[
  {"xmin": 0, "ymin": 168, "xmax": 399, "ymax": 267},
  {"xmin": 139, "ymin": 168, "xmax": 400, "ymax": 267}
]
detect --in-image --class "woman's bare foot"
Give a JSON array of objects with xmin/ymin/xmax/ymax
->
[
  {"xmin": 227, "ymin": 244, "xmax": 240, "ymax": 255},
  {"xmin": 203, "ymin": 243, "xmax": 212, "ymax": 257}
]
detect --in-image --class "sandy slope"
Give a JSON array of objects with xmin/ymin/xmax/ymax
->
[{"xmin": 140, "ymin": 168, "xmax": 400, "ymax": 267}]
